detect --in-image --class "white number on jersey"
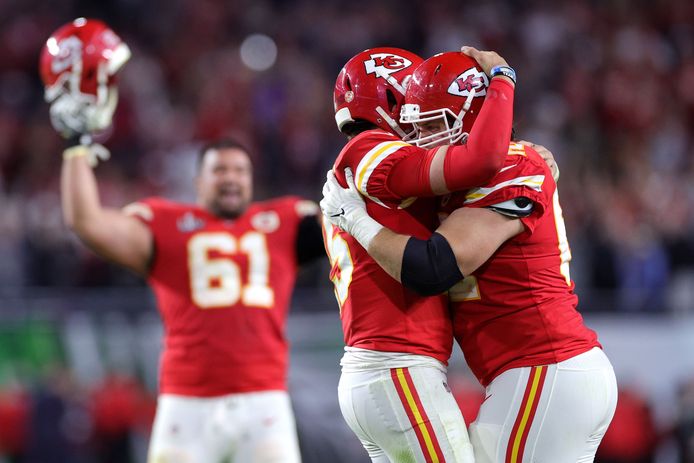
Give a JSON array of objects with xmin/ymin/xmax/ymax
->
[
  {"xmin": 449, "ymin": 191, "xmax": 572, "ymax": 301},
  {"xmin": 448, "ymin": 276, "xmax": 481, "ymax": 302},
  {"xmin": 322, "ymin": 221, "xmax": 354, "ymax": 312},
  {"xmin": 188, "ymin": 232, "xmax": 274, "ymax": 309},
  {"xmin": 552, "ymin": 191, "xmax": 572, "ymax": 285}
]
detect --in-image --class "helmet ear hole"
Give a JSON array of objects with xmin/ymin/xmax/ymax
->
[
  {"xmin": 333, "ymin": 47, "xmax": 424, "ymax": 135},
  {"xmin": 385, "ymin": 89, "xmax": 398, "ymax": 112}
]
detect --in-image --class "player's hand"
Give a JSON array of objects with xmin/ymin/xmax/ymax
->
[
  {"xmin": 460, "ymin": 46, "xmax": 509, "ymax": 76},
  {"xmin": 320, "ymin": 168, "xmax": 366, "ymax": 233},
  {"xmin": 519, "ymin": 140, "xmax": 560, "ymax": 182},
  {"xmin": 320, "ymin": 168, "xmax": 384, "ymax": 249},
  {"xmin": 49, "ymin": 86, "xmax": 119, "ymax": 139}
]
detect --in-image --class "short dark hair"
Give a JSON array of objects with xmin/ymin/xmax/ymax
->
[
  {"xmin": 198, "ymin": 138, "xmax": 251, "ymax": 168},
  {"xmin": 341, "ymin": 120, "xmax": 378, "ymax": 138}
]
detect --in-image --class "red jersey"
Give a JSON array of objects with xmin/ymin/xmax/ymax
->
[
  {"xmin": 324, "ymin": 78, "xmax": 515, "ymax": 364},
  {"xmin": 325, "ymin": 130, "xmax": 452, "ymax": 363},
  {"xmin": 442, "ymin": 143, "xmax": 600, "ymax": 386},
  {"xmin": 127, "ymin": 196, "xmax": 316, "ymax": 396}
]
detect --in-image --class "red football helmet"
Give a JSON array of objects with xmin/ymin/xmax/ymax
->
[
  {"xmin": 400, "ymin": 51, "xmax": 489, "ymax": 148},
  {"xmin": 334, "ymin": 47, "xmax": 423, "ymax": 139},
  {"xmin": 39, "ymin": 18, "xmax": 131, "ymax": 105}
]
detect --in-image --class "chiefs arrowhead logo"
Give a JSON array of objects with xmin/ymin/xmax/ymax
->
[
  {"xmin": 447, "ymin": 68, "xmax": 489, "ymax": 97},
  {"xmin": 364, "ymin": 53, "xmax": 412, "ymax": 78}
]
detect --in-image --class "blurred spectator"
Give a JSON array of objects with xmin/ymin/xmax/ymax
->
[
  {"xmin": 449, "ymin": 374, "xmax": 485, "ymax": 426},
  {"xmin": 0, "ymin": 384, "xmax": 29, "ymax": 461},
  {"xmin": 675, "ymin": 377, "xmax": 694, "ymax": 463},
  {"xmin": 89, "ymin": 373, "xmax": 155, "ymax": 463},
  {"xmin": 25, "ymin": 367, "xmax": 91, "ymax": 463}
]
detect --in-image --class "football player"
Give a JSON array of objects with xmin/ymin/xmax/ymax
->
[
  {"xmin": 41, "ymin": 18, "xmax": 325, "ymax": 463},
  {"xmin": 325, "ymin": 46, "xmax": 518, "ymax": 462},
  {"xmin": 322, "ymin": 51, "xmax": 618, "ymax": 463}
]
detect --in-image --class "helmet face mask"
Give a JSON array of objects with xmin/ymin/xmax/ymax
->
[
  {"xmin": 401, "ymin": 87, "xmax": 478, "ymax": 148},
  {"xmin": 333, "ymin": 48, "xmax": 423, "ymax": 139},
  {"xmin": 400, "ymin": 52, "xmax": 489, "ymax": 148}
]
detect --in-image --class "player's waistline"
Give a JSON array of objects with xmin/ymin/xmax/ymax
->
[{"xmin": 340, "ymin": 346, "xmax": 447, "ymax": 373}]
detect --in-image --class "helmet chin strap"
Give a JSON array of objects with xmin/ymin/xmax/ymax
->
[
  {"xmin": 449, "ymin": 86, "xmax": 476, "ymax": 143},
  {"xmin": 376, "ymin": 106, "xmax": 407, "ymax": 138},
  {"xmin": 371, "ymin": 70, "xmax": 409, "ymax": 138},
  {"xmin": 462, "ymin": 87, "xmax": 476, "ymax": 113}
]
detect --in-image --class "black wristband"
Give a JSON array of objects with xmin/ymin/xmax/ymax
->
[
  {"xmin": 64, "ymin": 133, "xmax": 92, "ymax": 149},
  {"xmin": 65, "ymin": 135, "xmax": 82, "ymax": 149}
]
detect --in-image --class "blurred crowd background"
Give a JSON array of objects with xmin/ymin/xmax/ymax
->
[{"xmin": 1, "ymin": 0, "xmax": 694, "ymax": 462}]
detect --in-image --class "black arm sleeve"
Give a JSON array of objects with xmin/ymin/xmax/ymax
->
[
  {"xmin": 295, "ymin": 215, "xmax": 326, "ymax": 265},
  {"xmin": 401, "ymin": 232, "xmax": 464, "ymax": 296}
]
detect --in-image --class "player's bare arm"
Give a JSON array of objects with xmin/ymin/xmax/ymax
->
[
  {"xmin": 368, "ymin": 208, "xmax": 522, "ymax": 284},
  {"xmin": 321, "ymin": 167, "xmax": 524, "ymax": 291},
  {"xmin": 61, "ymin": 148, "xmax": 153, "ymax": 276},
  {"xmin": 44, "ymin": 20, "xmax": 151, "ymax": 276},
  {"xmin": 366, "ymin": 229, "xmax": 409, "ymax": 282},
  {"xmin": 435, "ymin": 207, "xmax": 523, "ymax": 275}
]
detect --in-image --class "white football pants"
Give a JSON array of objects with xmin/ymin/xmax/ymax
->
[
  {"xmin": 469, "ymin": 347, "xmax": 618, "ymax": 463},
  {"xmin": 147, "ymin": 390, "xmax": 301, "ymax": 463},
  {"xmin": 338, "ymin": 352, "xmax": 475, "ymax": 463}
]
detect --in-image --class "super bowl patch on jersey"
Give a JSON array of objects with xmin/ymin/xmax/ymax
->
[{"xmin": 177, "ymin": 212, "xmax": 205, "ymax": 232}]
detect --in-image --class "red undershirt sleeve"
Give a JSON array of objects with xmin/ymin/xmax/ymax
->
[
  {"xmin": 385, "ymin": 147, "xmax": 438, "ymax": 197},
  {"xmin": 444, "ymin": 78, "xmax": 515, "ymax": 191}
]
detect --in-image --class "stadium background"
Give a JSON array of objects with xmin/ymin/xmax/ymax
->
[{"xmin": 1, "ymin": 0, "xmax": 694, "ymax": 461}]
